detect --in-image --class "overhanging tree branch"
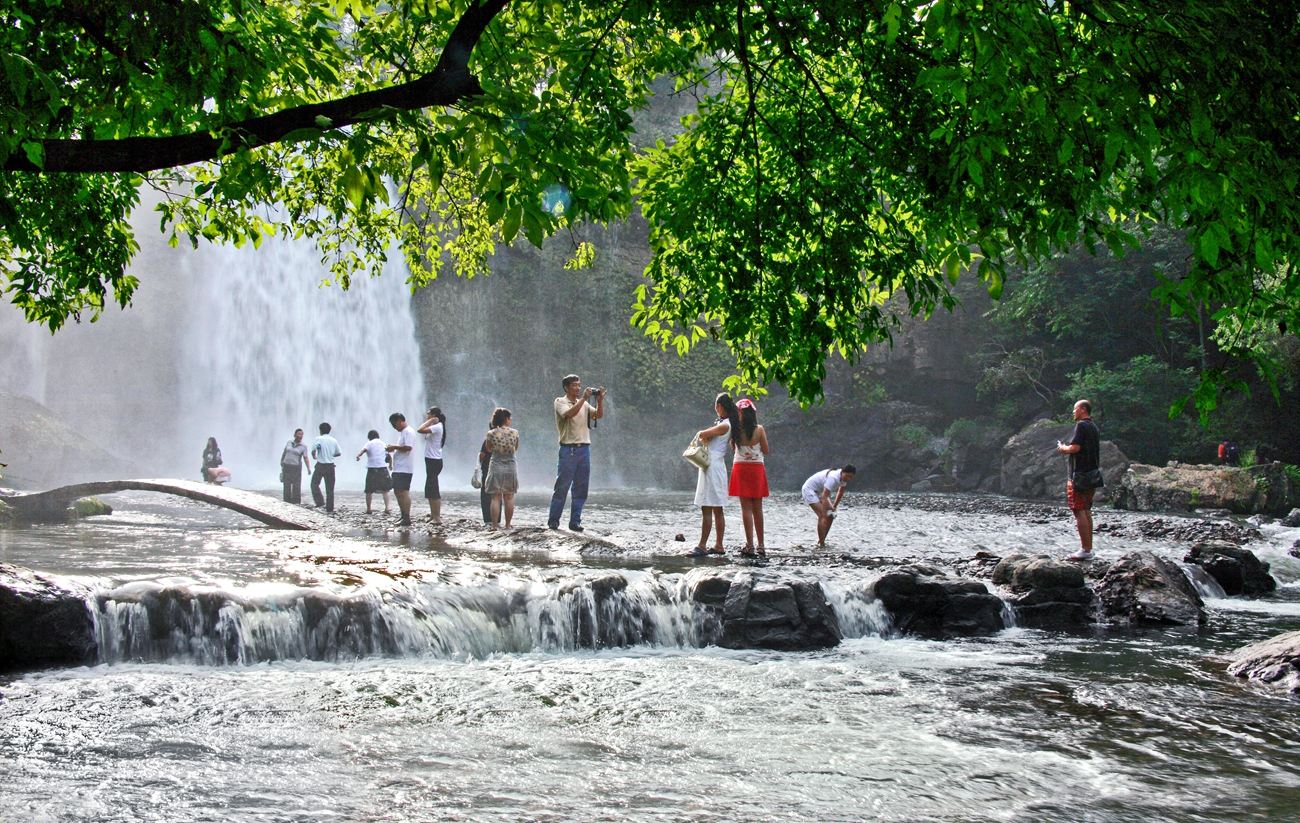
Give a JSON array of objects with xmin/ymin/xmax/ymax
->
[{"xmin": 4, "ymin": 0, "xmax": 511, "ymax": 174}]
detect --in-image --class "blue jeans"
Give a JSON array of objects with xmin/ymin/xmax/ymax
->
[{"xmin": 548, "ymin": 444, "xmax": 590, "ymax": 528}]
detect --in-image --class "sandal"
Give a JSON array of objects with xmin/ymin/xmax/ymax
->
[
  {"xmin": 740, "ymin": 547, "xmax": 757, "ymax": 558},
  {"xmin": 685, "ymin": 546, "xmax": 709, "ymax": 557},
  {"xmin": 706, "ymin": 548, "xmax": 726, "ymax": 556}
]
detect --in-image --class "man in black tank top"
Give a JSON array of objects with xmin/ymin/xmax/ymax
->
[{"xmin": 1055, "ymin": 399, "xmax": 1100, "ymax": 560}]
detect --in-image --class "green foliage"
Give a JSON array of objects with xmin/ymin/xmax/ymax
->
[
  {"xmin": 1284, "ymin": 463, "xmax": 1300, "ymax": 486},
  {"xmin": 1067, "ymin": 356, "xmax": 1216, "ymax": 465},
  {"xmin": 895, "ymin": 423, "xmax": 934, "ymax": 450},
  {"xmin": 2, "ymin": 0, "xmax": 1299, "ymax": 413},
  {"xmin": 1240, "ymin": 449, "xmax": 1258, "ymax": 468},
  {"xmin": 943, "ymin": 418, "xmax": 984, "ymax": 449}
]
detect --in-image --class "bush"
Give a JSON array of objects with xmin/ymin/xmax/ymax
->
[{"xmin": 896, "ymin": 423, "xmax": 935, "ymax": 450}]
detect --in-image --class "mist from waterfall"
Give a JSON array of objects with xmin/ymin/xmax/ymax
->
[{"xmin": 0, "ymin": 198, "xmax": 425, "ymax": 488}]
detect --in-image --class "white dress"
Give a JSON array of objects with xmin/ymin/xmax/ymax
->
[{"xmin": 693, "ymin": 420, "xmax": 731, "ymax": 507}]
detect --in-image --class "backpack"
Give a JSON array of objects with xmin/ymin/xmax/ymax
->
[{"xmin": 1217, "ymin": 442, "xmax": 1227, "ymax": 461}]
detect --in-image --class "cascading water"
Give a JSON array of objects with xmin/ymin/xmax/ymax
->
[
  {"xmin": 0, "ymin": 195, "xmax": 425, "ymax": 485},
  {"xmin": 178, "ymin": 233, "xmax": 425, "ymax": 486}
]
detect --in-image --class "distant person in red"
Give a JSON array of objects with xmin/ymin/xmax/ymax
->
[
  {"xmin": 1056, "ymin": 399, "xmax": 1101, "ymax": 561},
  {"xmin": 201, "ymin": 437, "xmax": 231, "ymax": 485}
]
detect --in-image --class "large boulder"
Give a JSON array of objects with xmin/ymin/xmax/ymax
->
[
  {"xmin": 1000, "ymin": 419, "xmax": 1129, "ymax": 502},
  {"xmin": 696, "ymin": 572, "xmax": 842, "ymax": 651},
  {"xmin": 1113, "ymin": 461, "xmax": 1298, "ymax": 516},
  {"xmin": 870, "ymin": 565, "xmax": 1006, "ymax": 638},
  {"xmin": 1183, "ymin": 541, "xmax": 1276, "ymax": 596},
  {"xmin": 0, "ymin": 563, "xmax": 97, "ymax": 671},
  {"xmin": 1093, "ymin": 551, "xmax": 1205, "ymax": 626},
  {"xmin": 990, "ymin": 553, "xmax": 1094, "ymax": 629},
  {"xmin": 0, "ymin": 391, "xmax": 140, "ymax": 489},
  {"xmin": 1227, "ymin": 631, "xmax": 1300, "ymax": 694}
]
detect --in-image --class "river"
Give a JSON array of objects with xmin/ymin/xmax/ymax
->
[{"xmin": 1, "ymin": 491, "xmax": 1297, "ymax": 822}]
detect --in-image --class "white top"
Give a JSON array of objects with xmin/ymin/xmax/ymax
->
[
  {"xmin": 363, "ymin": 439, "xmax": 388, "ymax": 469},
  {"xmin": 391, "ymin": 427, "xmax": 418, "ymax": 474},
  {"xmin": 694, "ymin": 420, "xmax": 731, "ymax": 508},
  {"xmin": 554, "ymin": 396, "xmax": 595, "ymax": 445},
  {"xmin": 422, "ymin": 422, "xmax": 444, "ymax": 459},
  {"xmin": 734, "ymin": 442, "xmax": 764, "ymax": 464},
  {"xmin": 311, "ymin": 434, "xmax": 341, "ymax": 465},
  {"xmin": 802, "ymin": 468, "xmax": 843, "ymax": 500}
]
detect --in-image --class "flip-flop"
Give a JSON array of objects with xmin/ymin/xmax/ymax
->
[
  {"xmin": 706, "ymin": 548, "xmax": 726, "ymax": 556},
  {"xmin": 685, "ymin": 546, "xmax": 709, "ymax": 557}
]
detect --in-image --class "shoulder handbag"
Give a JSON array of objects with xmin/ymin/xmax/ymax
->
[
  {"xmin": 682, "ymin": 434, "xmax": 710, "ymax": 470},
  {"xmin": 1072, "ymin": 467, "xmax": 1105, "ymax": 491},
  {"xmin": 471, "ymin": 466, "xmax": 483, "ymax": 489}
]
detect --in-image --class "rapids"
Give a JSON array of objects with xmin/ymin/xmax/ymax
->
[{"xmin": 1, "ymin": 490, "xmax": 1298, "ymax": 821}]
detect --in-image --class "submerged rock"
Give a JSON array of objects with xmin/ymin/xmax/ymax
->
[
  {"xmin": 870, "ymin": 565, "xmax": 1005, "ymax": 638},
  {"xmin": 1227, "ymin": 631, "xmax": 1300, "ymax": 694},
  {"xmin": 1093, "ymin": 551, "xmax": 1205, "ymax": 626},
  {"xmin": 990, "ymin": 553, "xmax": 1094, "ymax": 630},
  {"xmin": 1183, "ymin": 541, "xmax": 1276, "ymax": 597},
  {"xmin": 716, "ymin": 572, "xmax": 842, "ymax": 651},
  {"xmin": 0, "ymin": 563, "xmax": 97, "ymax": 672}
]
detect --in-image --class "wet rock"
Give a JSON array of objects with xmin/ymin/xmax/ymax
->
[
  {"xmin": 1183, "ymin": 541, "xmax": 1276, "ymax": 597},
  {"xmin": 1000, "ymin": 419, "xmax": 1129, "ymax": 502},
  {"xmin": 1113, "ymin": 462, "xmax": 1297, "ymax": 516},
  {"xmin": 910, "ymin": 474, "xmax": 958, "ymax": 493},
  {"xmin": 1094, "ymin": 516, "xmax": 1260, "ymax": 545},
  {"xmin": 1281, "ymin": 508, "xmax": 1300, "ymax": 528},
  {"xmin": 718, "ymin": 573, "xmax": 841, "ymax": 651},
  {"xmin": 0, "ymin": 563, "xmax": 97, "ymax": 672},
  {"xmin": 990, "ymin": 553, "xmax": 1094, "ymax": 630},
  {"xmin": 870, "ymin": 565, "xmax": 1006, "ymax": 638},
  {"xmin": 1290, "ymin": 540, "xmax": 1300, "ymax": 560},
  {"xmin": 1227, "ymin": 631, "xmax": 1300, "ymax": 694},
  {"xmin": 1093, "ymin": 551, "xmax": 1204, "ymax": 626},
  {"xmin": 71, "ymin": 496, "xmax": 113, "ymax": 518}
]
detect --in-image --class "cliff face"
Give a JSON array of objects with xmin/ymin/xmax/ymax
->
[{"xmin": 0, "ymin": 392, "xmax": 140, "ymax": 489}]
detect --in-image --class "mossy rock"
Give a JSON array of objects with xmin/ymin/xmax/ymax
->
[{"xmin": 70, "ymin": 497, "xmax": 113, "ymax": 518}]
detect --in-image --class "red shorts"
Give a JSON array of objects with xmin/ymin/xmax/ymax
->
[
  {"xmin": 729, "ymin": 462, "xmax": 769, "ymax": 498},
  {"xmin": 1067, "ymin": 481, "xmax": 1095, "ymax": 511}
]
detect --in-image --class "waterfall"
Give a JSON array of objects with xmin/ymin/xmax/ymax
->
[
  {"xmin": 1181, "ymin": 563, "xmax": 1228, "ymax": 600},
  {"xmin": 0, "ymin": 194, "xmax": 425, "ymax": 486}
]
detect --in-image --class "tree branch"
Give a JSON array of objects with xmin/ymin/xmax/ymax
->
[{"xmin": 6, "ymin": 0, "xmax": 511, "ymax": 174}]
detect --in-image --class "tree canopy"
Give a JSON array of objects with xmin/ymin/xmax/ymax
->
[{"xmin": 2, "ymin": 0, "xmax": 1298, "ymax": 407}]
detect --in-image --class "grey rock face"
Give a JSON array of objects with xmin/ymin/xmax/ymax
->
[
  {"xmin": 716, "ymin": 573, "xmax": 842, "ymax": 651},
  {"xmin": 1227, "ymin": 630, "xmax": 1300, "ymax": 694},
  {"xmin": 1093, "ymin": 551, "xmax": 1205, "ymax": 626},
  {"xmin": 0, "ymin": 563, "xmax": 97, "ymax": 672},
  {"xmin": 1000, "ymin": 419, "xmax": 1129, "ymax": 502},
  {"xmin": 1113, "ymin": 462, "xmax": 1298, "ymax": 516},
  {"xmin": 870, "ymin": 565, "xmax": 1006, "ymax": 638},
  {"xmin": 1183, "ymin": 541, "xmax": 1276, "ymax": 596},
  {"xmin": 1281, "ymin": 508, "xmax": 1300, "ymax": 528},
  {"xmin": 990, "ymin": 553, "xmax": 1094, "ymax": 630}
]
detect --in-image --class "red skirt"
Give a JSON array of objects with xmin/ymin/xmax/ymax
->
[{"xmin": 729, "ymin": 461, "xmax": 769, "ymax": 498}]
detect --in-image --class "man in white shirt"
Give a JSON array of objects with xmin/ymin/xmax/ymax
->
[
  {"xmin": 387, "ymin": 412, "xmax": 419, "ymax": 527},
  {"xmin": 310, "ymin": 422, "xmax": 342, "ymax": 513},
  {"xmin": 801, "ymin": 464, "xmax": 857, "ymax": 547},
  {"xmin": 547, "ymin": 374, "xmax": 604, "ymax": 532}
]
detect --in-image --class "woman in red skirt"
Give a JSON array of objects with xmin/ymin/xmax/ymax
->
[{"xmin": 728, "ymin": 398, "xmax": 771, "ymax": 557}]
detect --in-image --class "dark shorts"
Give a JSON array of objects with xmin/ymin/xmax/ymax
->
[
  {"xmin": 424, "ymin": 457, "xmax": 443, "ymax": 499},
  {"xmin": 1067, "ymin": 481, "xmax": 1095, "ymax": 511},
  {"xmin": 365, "ymin": 466, "xmax": 393, "ymax": 494},
  {"xmin": 392, "ymin": 472, "xmax": 413, "ymax": 493}
]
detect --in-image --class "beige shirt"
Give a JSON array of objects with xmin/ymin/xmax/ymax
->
[{"xmin": 554, "ymin": 396, "xmax": 595, "ymax": 445}]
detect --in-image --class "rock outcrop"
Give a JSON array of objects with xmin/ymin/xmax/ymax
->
[
  {"xmin": 0, "ymin": 563, "xmax": 97, "ymax": 672},
  {"xmin": 1093, "ymin": 551, "xmax": 1205, "ymax": 626},
  {"xmin": 1113, "ymin": 462, "xmax": 1299, "ymax": 516},
  {"xmin": 991, "ymin": 553, "xmax": 1094, "ymax": 629},
  {"xmin": 0, "ymin": 391, "xmax": 140, "ymax": 489},
  {"xmin": 1227, "ymin": 631, "xmax": 1300, "ymax": 694},
  {"xmin": 1000, "ymin": 419, "xmax": 1130, "ymax": 502},
  {"xmin": 1183, "ymin": 541, "xmax": 1276, "ymax": 596},
  {"xmin": 686, "ymin": 571, "xmax": 842, "ymax": 651},
  {"xmin": 869, "ymin": 565, "xmax": 1006, "ymax": 638}
]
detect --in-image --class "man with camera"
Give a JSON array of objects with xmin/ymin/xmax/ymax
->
[{"xmin": 548, "ymin": 374, "xmax": 605, "ymax": 532}]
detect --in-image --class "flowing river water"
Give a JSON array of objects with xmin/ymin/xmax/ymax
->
[{"xmin": 2, "ymin": 491, "xmax": 1298, "ymax": 822}]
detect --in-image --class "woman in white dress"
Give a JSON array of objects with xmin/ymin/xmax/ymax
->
[{"xmin": 686, "ymin": 393, "xmax": 740, "ymax": 557}]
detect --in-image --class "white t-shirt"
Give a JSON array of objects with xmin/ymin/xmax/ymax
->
[
  {"xmin": 391, "ymin": 426, "xmax": 418, "ymax": 474},
  {"xmin": 554, "ymin": 396, "xmax": 595, "ymax": 445},
  {"xmin": 363, "ymin": 439, "xmax": 388, "ymax": 469},
  {"xmin": 801, "ymin": 469, "xmax": 843, "ymax": 503},
  {"xmin": 422, "ymin": 422, "xmax": 444, "ymax": 459}
]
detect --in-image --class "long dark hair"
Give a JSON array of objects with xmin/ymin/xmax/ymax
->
[
  {"xmin": 714, "ymin": 393, "xmax": 741, "ymax": 446},
  {"xmin": 205, "ymin": 436, "xmax": 219, "ymax": 454},
  {"xmin": 491, "ymin": 407, "xmax": 512, "ymax": 429},
  {"xmin": 428, "ymin": 405, "xmax": 447, "ymax": 447},
  {"xmin": 739, "ymin": 404, "xmax": 758, "ymax": 442}
]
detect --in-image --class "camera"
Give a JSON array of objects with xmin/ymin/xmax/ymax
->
[{"xmin": 589, "ymin": 387, "xmax": 603, "ymax": 398}]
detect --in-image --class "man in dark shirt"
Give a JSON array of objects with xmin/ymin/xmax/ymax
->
[{"xmin": 1056, "ymin": 399, "xmax": 1101, "ymax": 560}]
